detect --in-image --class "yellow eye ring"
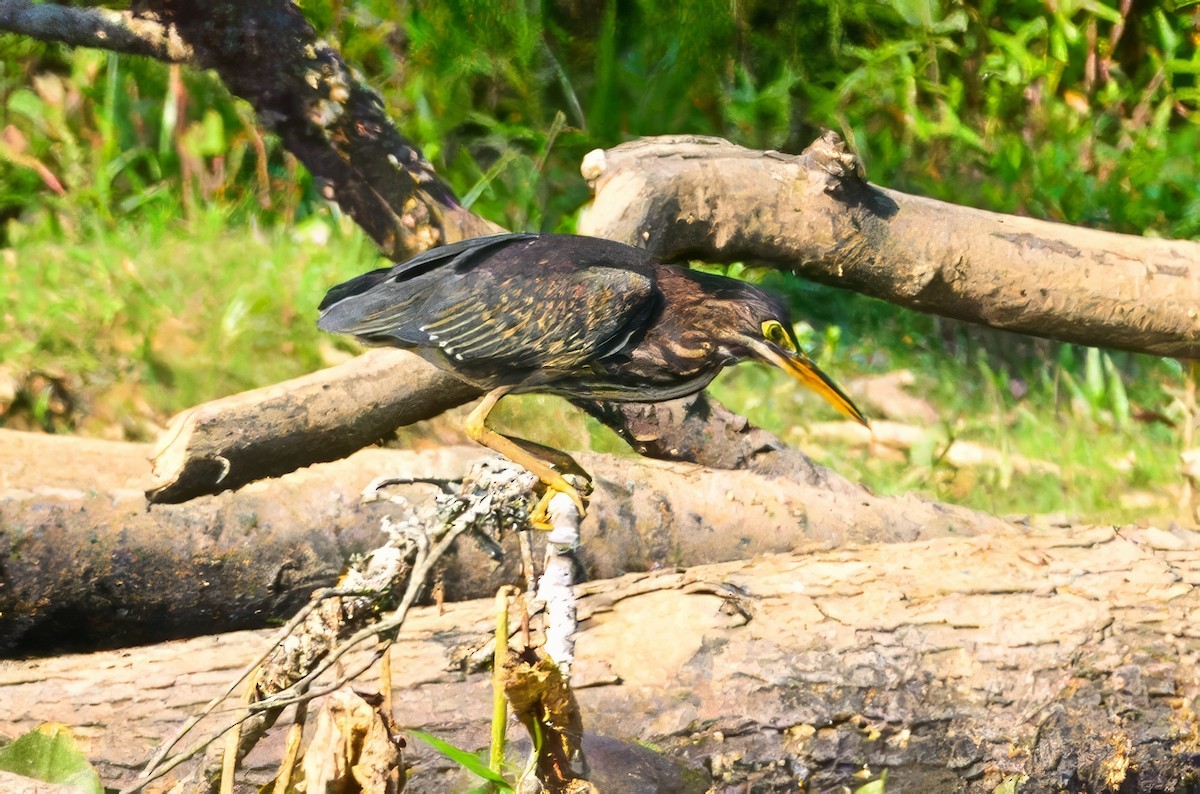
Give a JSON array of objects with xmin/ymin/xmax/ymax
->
[{"xmin": 761, "ymin": 319, "xmax": 796, "ymax": 352}]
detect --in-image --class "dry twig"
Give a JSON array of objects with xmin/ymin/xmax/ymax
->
[{"xmin": 129, "ymin": 459, "xmax": 545, "ymax": 793}]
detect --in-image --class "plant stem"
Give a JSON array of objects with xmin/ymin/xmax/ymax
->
[{"xmin": 490, "ymin": 586, "xmax": 515, "ymax": 780}]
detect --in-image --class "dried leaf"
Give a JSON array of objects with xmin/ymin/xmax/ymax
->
[{"xmin": 301, "ymin": 690, "xmax": 404, "ymax": 794}]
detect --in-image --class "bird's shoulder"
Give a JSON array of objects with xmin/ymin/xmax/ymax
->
[
  {"xmin": 463, "ymin": 234, "xmax": 657, "ymax": 277},
  {"xmin": 391, "ymin": 233, "xmax": 539, "ymax": 280},
  {"xmin": 316, "ymin": 234, "xmax": 531, "ymax": 311}
]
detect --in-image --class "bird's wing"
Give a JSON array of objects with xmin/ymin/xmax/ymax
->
[
  {"xmin": 417, "ymin": 258, "xmax": 659, "ymax": 372},
  {"xmin": 317, "ymin": 233, "xmax": 537, "ymax": 336},
  {"xmin": 318, "ymin": 233, "xmax": 660, "ymax": 374}
]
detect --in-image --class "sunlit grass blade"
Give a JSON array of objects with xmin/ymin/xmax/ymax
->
[{"xmin": 406, "ymin": 729, "xmax": 514, "ymax": 791}]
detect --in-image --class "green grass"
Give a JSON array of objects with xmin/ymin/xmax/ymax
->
[
  {"xmin": 0, "ymin": 204, "xmax": 381, "ymax": 438},
  {"xmin": 1, "ymin": 2, "xmax": 1197, "ymax": 524}
]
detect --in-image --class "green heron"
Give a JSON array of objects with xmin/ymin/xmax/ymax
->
[{"xmin": 319, "ymin": 233, "xmax": 866, "ymax": 516}]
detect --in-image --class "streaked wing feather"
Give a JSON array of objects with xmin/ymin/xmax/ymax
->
[
  {"xmin": 420, "ymin": 264, "xmax": 656, "ymax": 371},
  {"xmin": 319, "ymin": 234, "xmax": 660, "ymax": 378},
  {"xmin": 317, "ymin": 233, "xmax": 537, "ymax": 337}
]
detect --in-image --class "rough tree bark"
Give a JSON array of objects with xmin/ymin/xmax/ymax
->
[
  {"xmin": 1, "ymin": 429, "xmax": 1008, "ymax": 654},
  {"xmin": 3, "ymin": 527, "xmax": 1197, "ymax": 791},
  {"xmin": 144, "ymin": 349, "xmax": 478, "ymax": 503},
  {"xmin": 579, "ymin": 133, "xmax": 1200, "ymax": 360},
  {"xmin": 0, "ymin": 0, "xmax": 191, "ymax": 61}
]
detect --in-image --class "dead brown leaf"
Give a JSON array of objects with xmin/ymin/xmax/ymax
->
[{"xmin": 300, "ymin": 689, "xmax": 404, "ymax": 794}]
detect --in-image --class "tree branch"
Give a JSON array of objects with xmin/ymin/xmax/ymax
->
[
  {"xmin": 4, "ymin": 429, "xmax": 1009, "ymax": 654},
  {"xmin": 145, "ymin": 349, "xmax": 478, "ymax": 504},
  {"xmin": 149, "ymin": 0, "xmax": 500, "ymax": 258},
  {"xmin": 0, "ymin": 0, "xmax": 191, "ymax": 62},
  {"xmin": 580, "ymin": 133, "xmax": 1200, "ymax": 360}
]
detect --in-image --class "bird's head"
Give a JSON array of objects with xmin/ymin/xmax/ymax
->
[{"xmin": 689, "ymin": 273, "xmax": 868, "ymax": 426}]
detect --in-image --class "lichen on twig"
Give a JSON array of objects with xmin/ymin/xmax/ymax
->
[{"xmin": 131, "ymin": 458, "xmax": 547, "ymax": 793}]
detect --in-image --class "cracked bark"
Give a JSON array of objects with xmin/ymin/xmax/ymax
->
[
  {"xmin": 579, "ymin": 133, "xmax": 1200, "ymax": 360},
  {"xmin": 4, "ymin": 527, "xmax": 1196, "ymax": 791},
  {"xmin": 2, "ymin": 429, "xmax": 1007, "ymax": 655}
]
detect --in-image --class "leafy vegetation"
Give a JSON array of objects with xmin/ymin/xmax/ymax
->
[
  {"xmin": 0, "ymin": 723, "xmax": 103, "ymax": 793},
  {"xmin": 1, "ymin": 1, "xmax": 1197, "ymax": 521}
]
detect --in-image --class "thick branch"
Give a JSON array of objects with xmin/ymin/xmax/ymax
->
[
  {"xmin": 4, "ymin": 527, "xmax": 1197, "ymax": 790},
  {"xmin": 0, "ymin": 0, "xmax": 191, "ymax": 61},
  {"xmin": 151, "ymin": 0, "xmax": 498, "ymax": 256},
  {"xmin": 4, "ymin": 429, "xmax": 1007, "ymax": 654},
  {"xmin": 580, "ymin": 134, "xmax": 1200, "ymax": 359},
  {"xmin": 145, "ymin": 349, "xmax": 478, "ymax": 503},
  {"xmin": 145, "ymin": 349, "xmax": 853, "ymax": 503}
]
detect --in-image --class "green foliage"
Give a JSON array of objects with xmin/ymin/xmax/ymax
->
[
  {"xmin": 0, "ymin": 723, "xmax": 103, "ymax": 794},
  {"xmin": 1, "ymin": 1, "xmax": 1197, "ymax": 521},
  {"xmin": 2, "ymin": 2, "xmax": 1197, "ymax": 235},
  {"xmin": 854, "ymin": 768, "xmax": 888, "ymax": 794},
  {"xmin": 407, "ymin": 728, "xmax": 515, "ymax": 791}
]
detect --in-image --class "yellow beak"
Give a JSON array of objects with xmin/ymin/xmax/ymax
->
[{"xmin": 751, "ymin": 341, "xmax": 868, "ymax": 426}]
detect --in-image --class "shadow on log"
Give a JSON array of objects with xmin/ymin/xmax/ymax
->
[
  {"xmin": 0, "ymin": 428, "xmax": 1007, "ymax": 655},
  {"xmin": 3, "ymin": 527, "xmax": 1197, "ymax": 790}
]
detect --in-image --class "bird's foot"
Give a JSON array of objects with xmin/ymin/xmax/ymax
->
[{"xmin": 527, "ymin": 475, "xmax": 588, "ymax": 530}]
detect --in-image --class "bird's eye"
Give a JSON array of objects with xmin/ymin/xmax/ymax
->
[{"xmin": 761, "ymin": 319, "xmax": 796, "ymax": 352}]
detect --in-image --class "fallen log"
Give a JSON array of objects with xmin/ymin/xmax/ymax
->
[
  {"xmin": 2, "ymin": 526, "xmax": 1196, "ymax": 791},
  {"xmin": 143, "ymin": 350, "xmax": 850, "ymax": 505},
  {"xmin": 0, "ymin": 428, "xmax": 1008, "ymax": 655}
]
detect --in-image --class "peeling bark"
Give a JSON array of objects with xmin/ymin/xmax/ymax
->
[
  {"xmin": 579, "ymin": 133, "xmax": 1200, "ymax": 360},
  {"xmin": 4, "ymin": 528, "xmax": 1197, "ymax": 791}
]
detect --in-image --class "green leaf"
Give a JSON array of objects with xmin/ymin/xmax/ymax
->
[
  {"xmin": 889, "ymin": 0, "xmax": 936, "ymax": 29},
  {"xmin": 406, "ymin": 729, "xmax": 514, "ymax": 791},
  {"xmin": 854, "ymin": 768, "xmax": 888, "ymax": 793},
  {"xmin": 1084, "ymin": 347, "xmax": 1104, "ymax": 405},
  {"xmin": 992, "ymin": 773, "xmax": 1028, "ymax": 794},
  {"xmin": 6, "ymin": 88, "xmax": 46, "ymax": 123},
  {"xmin": 1102, "ymin": 353, "xmax": 1131, "ymax": 430},
  {"xmin": 0, "ymin": 724, "xmax": 103, "ymax": 794}
]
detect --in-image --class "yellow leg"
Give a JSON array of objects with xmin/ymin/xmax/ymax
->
[
  {"xmin": 465, "ymin": 388, "xmax": 588, "ymax": 516},
  {"xmin": 526, "ymin": 489, "xmax": 557, "ymax": 530}
]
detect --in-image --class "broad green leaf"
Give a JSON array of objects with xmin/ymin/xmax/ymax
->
[
  {"xmin": 0, "ymin": 724, "xmax": 102, "ymax": 794},
  {"xmin": 854, "ymin": 769, "xmax": 888, "ymax": 794}
]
